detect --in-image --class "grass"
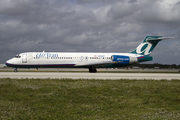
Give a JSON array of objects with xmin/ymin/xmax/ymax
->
[{"xmin": 0, "ymin": 78, "xmax": 180, "ymax": 119}]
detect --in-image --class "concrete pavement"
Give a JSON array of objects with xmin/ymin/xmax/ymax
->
[{"xmin": 0, "ymin": 72, "xmax": 179, "ymax": 80}]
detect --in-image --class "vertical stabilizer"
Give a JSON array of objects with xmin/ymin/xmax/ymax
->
[{"xmin": 130, "ymin": 36, "xmax": 174, "ymax": 55}]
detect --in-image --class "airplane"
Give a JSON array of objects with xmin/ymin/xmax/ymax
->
[{"xmin": 5, "ymin": 36, "xmax": 174, "ymax": 73}]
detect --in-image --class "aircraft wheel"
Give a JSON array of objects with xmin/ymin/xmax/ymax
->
[
  {"xmin": 89, "ymin": 68, "xmax": 97, "ymax": 73},
  {"xmin": 14, "ymin": 69, "xmax": 18, "ymax": 72}
]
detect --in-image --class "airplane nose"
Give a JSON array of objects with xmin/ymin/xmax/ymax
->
[
  {"xmin": 5, "ymin": 60, "xmax": 10, "ymax": 67},
  {"xmin": 5, "ymin": 59, "xmax": 13, "ymax": 67}
]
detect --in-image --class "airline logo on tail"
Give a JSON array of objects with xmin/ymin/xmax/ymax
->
[
  {"xmin": 130, "ymin": 36, "xmax": 174, "ymax": 55},
  {"xmin": 136, "ymin": 40, "xmax": 152, "ymax": 55}
]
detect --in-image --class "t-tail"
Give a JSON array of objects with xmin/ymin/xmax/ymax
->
[{"xmin": 130, "ymin": 36, "xmax": 174, "ymax": 62}]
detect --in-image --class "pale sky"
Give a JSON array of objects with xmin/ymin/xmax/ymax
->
[{"xmin": 0, "ymin": 0, "xmax": 180, "ymax": 64}]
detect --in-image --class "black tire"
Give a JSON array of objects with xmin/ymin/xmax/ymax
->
[
  {"xmin": 14, "ymin": 69, "xmax": 18, "ymax": 72},
  {"xmin": 89, "ymin": 67, "xmax": 97, "ymax": 73}
]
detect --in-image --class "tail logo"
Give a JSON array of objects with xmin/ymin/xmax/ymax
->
[
  {"xmin": 136, "ymin": 42, "xmax": 152, "ymax": 55},
  {"xmin": 130, "ymin": 36, "xmax": 174, "ymax": 55}
]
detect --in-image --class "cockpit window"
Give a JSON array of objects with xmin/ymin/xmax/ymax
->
[{"xmin": 15, "ymin": 54, "xmax": 21, "ymax": 58}]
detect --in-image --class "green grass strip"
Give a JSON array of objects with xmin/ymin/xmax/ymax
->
[{"xmin": 0, "ymin": 78, "xmax": 180, "ymax": 119}]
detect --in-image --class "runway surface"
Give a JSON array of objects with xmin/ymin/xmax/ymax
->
[{"xmin": 0, "ymin": 72, "xmax": 180, "ymax": 80}]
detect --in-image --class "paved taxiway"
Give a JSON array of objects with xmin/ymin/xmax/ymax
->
[
  {"xmin": 0, "ymin": 72, "xmax": 180, "ymax": 80},
  {"xmin": 1, "ymin": 68, "xmax": 180, "ymax": 73}
]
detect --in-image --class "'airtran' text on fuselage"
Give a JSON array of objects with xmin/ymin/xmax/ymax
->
[{"xmin": 36, "ymin": 53, "xmax": 58, "ymax": 57}]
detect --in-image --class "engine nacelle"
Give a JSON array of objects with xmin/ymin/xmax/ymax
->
[
  {"xmin": 111, "ymin": 55, "xmax": 137, "ymax": 64},
  {"xmin": 111, "ymin": 55, "xmax": 130, "ymax": 64}
]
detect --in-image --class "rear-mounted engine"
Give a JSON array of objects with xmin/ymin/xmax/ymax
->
[
  {"xmin": 111, "ymin": 55, "xmax": 130, "ymax": 64},
  {"xmin": 111, "ymin": 55, "xmax": 137, "ymax": 64}
]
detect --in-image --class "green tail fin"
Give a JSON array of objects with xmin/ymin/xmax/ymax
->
[{"xmin": 130, "ymin": 36, "xmax": 174, "ymax": 55}]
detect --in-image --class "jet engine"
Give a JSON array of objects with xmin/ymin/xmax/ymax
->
[{"xmin": 111, "ymin": 55, "xmax": 137, "ymax": 64}]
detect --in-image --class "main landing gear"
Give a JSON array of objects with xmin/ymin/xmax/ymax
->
[
  {"xmin": 14, "ymin": 68, "xmax": 18, "ymax": 72},
  {"xmin": 89, "ymin": 67, "xmax": 97, "ymax": 73}
]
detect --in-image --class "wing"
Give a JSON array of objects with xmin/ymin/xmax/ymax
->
[{"xmin": 75, "ymin": 61, "xmax": 117, "ymax": 67}]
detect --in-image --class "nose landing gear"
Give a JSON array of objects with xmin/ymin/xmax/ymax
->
[{"xmin": 14, "ymin": 68, "xmax": 18, "ymax": 72}]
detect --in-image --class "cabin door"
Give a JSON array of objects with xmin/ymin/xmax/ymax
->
[{"xmin": 22, "ymin": 54, "xmax": 27, "ymax": 63}]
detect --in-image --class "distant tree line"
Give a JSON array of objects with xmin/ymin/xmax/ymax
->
[{"xmin": 132, "ymin": 63, "xmax": 180, "ymax": 69}]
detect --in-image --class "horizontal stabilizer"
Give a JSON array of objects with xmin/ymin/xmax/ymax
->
[{"xmin": 147, "ymin": 37, "xmax": 174, "ymax": 42}]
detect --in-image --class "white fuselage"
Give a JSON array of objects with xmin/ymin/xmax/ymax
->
[{"xmin": 6, "ymin": 52, "xmax": 141, "ymax": 69}]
